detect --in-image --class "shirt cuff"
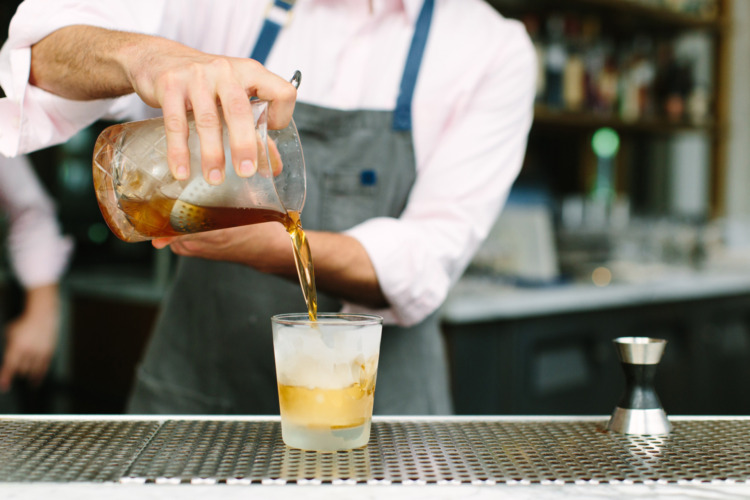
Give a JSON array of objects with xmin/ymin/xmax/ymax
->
[
  {"xmin": 343, "ymin": 217, "xmax": 450, "ymax": 327},
  {"xmin": 12, "ymin": 234, "xmax": 74, "ymax": 288},
  {"xmin": 0, "ymin": 37, "xmax": 119, "ymax": 156},
  {"xmin": 0, "ymin": 85, "xmax": 117, "ymax": 157}
]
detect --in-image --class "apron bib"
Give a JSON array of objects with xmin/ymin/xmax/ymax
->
[{"xmin": 128, "ymin": 0, "xmax": 452, "ymax": 415}]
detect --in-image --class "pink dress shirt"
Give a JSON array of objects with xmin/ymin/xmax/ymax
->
[
  {"xmin": 0, "ymin": 0, "xmax": 535, "ymax": 325},
  {"xmin": 0, "ymin": 154, "xmax": 72, "ymax": 288}
]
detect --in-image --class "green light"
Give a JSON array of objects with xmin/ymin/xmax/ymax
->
[
  {"xmin": 591, "ymin": 127, "xmax": 620, "ymax": 159},
  {"xmin": 88, "ymin": 223, "xmax": 109, "ymax": 244}
]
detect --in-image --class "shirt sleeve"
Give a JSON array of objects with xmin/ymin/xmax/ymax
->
[
  {"xmin": 342, "ymin": 18, "xmax": 537, "ymax": 327},
  {"xmin": 0, "ymin": 0, "xmax": 168, "ymax": 157},
  {"xmin": 0, "ymin": 155, "xmax": 73, "ymax": 288}
]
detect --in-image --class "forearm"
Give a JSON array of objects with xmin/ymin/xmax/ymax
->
[
  {"xmin": 265, "ymin": 230, "xmax": 387, "ymax": 308},
  {"xmin": 28, "ymin": 24, "xmax": 296, "ymax": 182},
  {"xmin": 29, "ymin": 25, "xmax": 141, "ymax": 100},
  {"xmin": 304, "ymin": 231, "xmax": 387, "ymax": 309},
  {"xmin": 158, "ymin": 221, "xmax": 387, "ymax": 308},
  {"xmin": 160, "ymin": 224, "xmax": 387, "ymax": 308}
]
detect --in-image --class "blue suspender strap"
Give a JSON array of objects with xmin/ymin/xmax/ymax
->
[
  {"xmin": 392, "ymin": 0, "xmax": 435, "ymax": 131},
  {"xmin": 249, "ymin": 0, "xmax": 433, "ymax": 130},
  {"xmin": 250, "ymin": 0, "xmax": 295, "ymax": 65}
]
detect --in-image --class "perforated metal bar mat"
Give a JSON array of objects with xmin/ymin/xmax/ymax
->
[
  {"xmin": 0, "ymin": 419, "xmax": 160, "ymax": 482},
  {"xmin": 3, "ymin": 418, "xmax": 750, "ymax": 484}
]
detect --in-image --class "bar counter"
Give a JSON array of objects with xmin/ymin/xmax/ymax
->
[
  {"xmin": 1, "ymin": 415, "xmax": 749, "ymax": 499},
  {"xmin": 442, "ymin": 271, "xmax": 750, "ymax": 323}
]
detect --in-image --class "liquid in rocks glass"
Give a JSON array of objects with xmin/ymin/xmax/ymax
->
[{"xmin": 271, "ymin": 313, "xmax": 383, "ymax": 452}]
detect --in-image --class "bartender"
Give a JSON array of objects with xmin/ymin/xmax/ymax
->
[{"xmin": 0, "ymin": 0, "xmax": 535, "ymax": 415}]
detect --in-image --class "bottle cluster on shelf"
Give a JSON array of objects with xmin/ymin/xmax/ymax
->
[
  {"xmin": 631, "ymin": 0, "xmax": 718, "ymax": 18},
  {"xmin": 524, "ymin": 13, "xmax": 712, "ymax": 125}
]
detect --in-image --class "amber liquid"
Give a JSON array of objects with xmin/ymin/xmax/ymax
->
[
  {"xmin": 116, "ymin": 195, "xmax": 318, "ymax": 320},
  {"xmin": 279, "ymin": 384, "xmax": 375, "ymax": 430},
  {"xmin": 278, "ymin": 381, "xmax": 375, "ymax": 430},
  {"xmin": 282, "ymin": 211, "xmax": 318, "ymax": 321},
  {"xmin": 277, "ymin": 356, "xmax": 378, "ymax": 450}
]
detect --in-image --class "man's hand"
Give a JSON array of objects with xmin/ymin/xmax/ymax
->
[
  {"xmin": 152, "ymin": 224, "xmax": 388, "ymax": 309},
  {"xmin": 30, "ymin": 26, "xmax": 297, "ymax": 185},
  {"xmin": 124, "ymin": 37, "xmax": 296, "ymax": 185},
  {"xmin": 152, "ymin": 222, "xmax": 292, "ymax": 274},
  {"xmin": 0, "ymin": 284, "xmax": 60, "ymax": 392}
]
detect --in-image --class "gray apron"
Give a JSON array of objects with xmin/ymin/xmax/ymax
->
[{"xmin": 127, "ymin": 0, "xmax": 452, "ymax": 415}]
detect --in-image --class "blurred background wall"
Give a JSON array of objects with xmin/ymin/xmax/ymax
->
[{"xmin": 0, "ymin": 0, "xmax": 749, "ymax": 416}]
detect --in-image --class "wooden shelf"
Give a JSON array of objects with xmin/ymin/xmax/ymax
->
[
  {"xmin": 569, "ymin": 0, "xmax": 722, "ymax": 30},
  {"xmin": 532, "ymin": 106, "xmax": 714, "ymax": 134},
  {"xmin": 489, "ymin": 0, "xmax": 729, "ymax": 216},
  {"xmin": 490, "ymin": 0, "xmax": 724, "ymax": 31}
]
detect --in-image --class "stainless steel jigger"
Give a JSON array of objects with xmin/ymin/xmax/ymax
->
[{"xmin": 607, "ymin": 337, "xmax": 671, "ymax": 435}]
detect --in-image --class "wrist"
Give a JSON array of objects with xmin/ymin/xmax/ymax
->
[
  {"xmin": 256, "ymin": 223, "xmax": 298, "ymax": 275},
  {"xmin": 110, "ymin": 30, "xmax": 160, "ymax": 96},
  {"xmin": 24, "ymin": 284, "xmax": 60, "ymax": 316}
]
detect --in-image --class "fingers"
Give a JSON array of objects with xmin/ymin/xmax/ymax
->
[
  {"xmin": 190, "ymin": 82, "xmax": 226, "ymax": 186},
  {"xmin": 0, "ymin": 344, "xmax": 51, "ymax": 391},
  {"xmin": 0, "ymin": 355, "xmax": 16, "ymax": 392},
  {"xmin": 218, "ymin": 82, "xmax": 257, "ymax": 178},
  {"xmin": 28, "ymin": 357, "xmax": 51, "ymax": 388},
  {"xmin": 140, "ymin": 49, "xmax": 296, "ymax": 184},
  {"xmin": 161, "ymin": 230, "xmax": 236, "ymax": 258},
  {"xmin": 161, "ymin": 89, "xmax": 191, "ymax": 181},
  {"xmin": 166, "ymin": 238, "xmax": 209, "ymax": 259},
  {"xmin": 255, "ymin": 131, "xmax": 272, "ymax": 178},
  {"xmin": 152, "ymin": 237, "xmax": 176, "ymax": 249},
  {"xmin": 168, "ymin": 240, "xmax": 194, "ymax": 256},
  {"xmin": 268, "ymin": 137, "xmax": 284, "ymax": 177},
  {"xmin": 255, "ymin": 135, "xmax": 283, "ymax": 178},
  {"xmin": 248, "ymin": 68, "xmax": 298, "ymax": 129},
  {"xmin": 153, "ymin": 234, "xmax": 203, "ymax": 255}
]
